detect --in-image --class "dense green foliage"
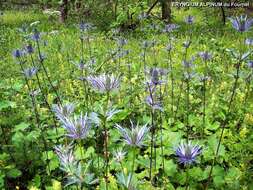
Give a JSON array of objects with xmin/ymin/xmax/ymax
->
[{"xmin": 0, "ymin": 5, "xmax": 253, "ymax": 190}]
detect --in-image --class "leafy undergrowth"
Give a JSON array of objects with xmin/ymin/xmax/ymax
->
[{"xmin": 0, "ymin": 9, "xmax": 253, "ymax": 190}]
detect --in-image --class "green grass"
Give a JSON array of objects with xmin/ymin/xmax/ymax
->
[{"xmin": 0, "ymin": 8, "xmax": 253, "ymax": 189}]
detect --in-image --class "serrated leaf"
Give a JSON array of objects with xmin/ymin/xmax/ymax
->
[
  {"xmin": 0, "ymin": 100, "xmax": 16, "ymax": 110},
  {"xmin": 14, "ymin": 122, "xmax": 30, "ymax": 131},
  {"xmin": 164, "ymin": 160, "xmax": 177, "ymax": 176},
  {"xmin": 6, "ymin": 168, "xmax": 22, "ymax": 178}
]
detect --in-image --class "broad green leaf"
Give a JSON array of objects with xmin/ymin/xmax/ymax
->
[
  {"xmin": 164, "ymin": 160, "xmax": 177, "ymax": 177},
  {"xmin": 14, "ymin": 122, "xmax": 30, "ymax": 131},
  {"xmin": 6, "ymin": 168, "xmax": 22, "ymax": 178}
]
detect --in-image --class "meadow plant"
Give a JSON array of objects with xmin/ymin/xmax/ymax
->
[
  {"xmin": 115, "ymin": 121, "xmax": 149, "ymax": 184},
  {"xmin": 198, "ymin": 51, "xmax": 212, "ymax": 138},
  {"xmin": 205, "ymin": 14, "xmax": 253, "ymax": 190}
]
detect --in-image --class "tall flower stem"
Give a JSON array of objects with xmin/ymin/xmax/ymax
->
[
  {"xmin": 143, "ymin": 47, "xmax": 147, "ymax": 77},
  {"xmin": 129, "ymin": 147, "xmax": 136, "ymax": 184},
  {"xmin": 185, "ymin": 165, "xmax": 189, "ymax": 190},
  {"xmin": 147, "ymin": 83, "xmax": 155, "ymax": 181},
  {"xmin": 159, "ymin": 85, "xmax": 165, "ymax": 173},
  {"xmin": 81, "ymin": 68, "xmax": 88, "ymax": 109},
  {"xmin": 205, "ymin": 47, "xmax": 243, "ymax": 190},
  {"xmin": 174, "ymin": 80, "xmax": 184, "ymax": 118},
  {"xmin": 86, "ymin": 32, "xmax": 92, "ymax": 59},
  {"xmin": 18, "ymin": 58, "xmax": 51, "ymax": 174},
  {"xmin": 150, "ymin": 108, "xmax": 155, "ymax": 181},
  {"xmin": 202, "ymin": 59, "xmax": 207, "ymax": 139},
  {"xmin": 243, "ymin": 70, "xmax": 253, "ymax": 105},
  {"xmin": 103, "ymin": 91, "xmax": 110, "ymax": 190},
  {"xmin": 30, "ymin": 55, "xmax": 60, "ymax": 141},
  {"xmin": 183, "ymin": 46, "xmax": 190, "ymax": 143},
  {"xmin": 186, "ymin": 75, "xmax": 190, "ymax": 143},
  {"xmin": 35, "ymin": 40, "xmax": 62, "ymax": 106},
  {"xmin": 167, "ymin": 35, "xmax": 174, "ymax": 119}
]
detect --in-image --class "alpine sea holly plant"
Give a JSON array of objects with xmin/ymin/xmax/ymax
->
[
  {"xmin": 87, "ymin": 73, "xmax": 121, "ymax": 190},
  {"xmin": 4, "ymin": 9, "xmax": 253, "ymax": 190}
]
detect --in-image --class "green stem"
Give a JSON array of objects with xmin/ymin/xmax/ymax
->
[
  {"xmin": 103, "ymin": 91, "xmax": 110, "ymax": 190},
  {"xmin": 185, "ymin": 165, "xmax": 189, "ymax": 190},
  {"xmin": 129, "ymin": 147, "xmax": 136, "ymax": 184}
]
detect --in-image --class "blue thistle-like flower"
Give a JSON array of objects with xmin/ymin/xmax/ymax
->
[
  {"xmin": 26, "ymin": 44, "xmax": 34, "ymax": 54},
  {"xmin": 138, "ymin": 12, "xmax": 147, "ymax": 20},
  {"xmin": 182, "ymin": 56, "xmax": 195, "ymax": 68},
  {"xmin": 87, "ymin": 74, "xmax": 121, "ymax": 93},
  {"xmin": 175, "ymin": 141, "xmax": 202, "ymax": 165},
  {"xmin": 142, "ymin": 41, "xmax": 149, "ymax": 48},
  {"xmin": 146, "ymin": 67, "xmax": 168, "ymax": 86},
  {"xmin": 245, "ymin": 38, "xmax": 253, "ymax": 45},
  {"xmin": 163, "ymin": 24, "xmax": 179, "ymax": 33},
  {"xmin": 60, "ymin": 113, "xmax": 91, "ymax": 139},
  {"xmin": 80, "ymin": 22, "xmax": 93, "ymax": 32},
  {"xmin": 55, "ymin": 143, "xmax": 98, "ymax": 187},
  {"xmin": 117, "ymin": 38, "xmax": 128, "ymax": 47},
  {"xmin": 12, "ymin": 49, "xmax": 22, "ymax": 58},
  {"xmin": 53, "ymin": 103, "xmax": 75, "ymax": 122},
  {"xmin": 22, "ymin": 67, "xmax": 38, "ymax": 78},
  {"xmin": 185, "ymin": 15, "xmax": 194, "ymax": 24},
  {"xmin": 248, "ymin": 61, "xmax": 253, "ymax": 68},
  {"xmin": 115, "ymin": 121, "xmax": 149, "ymax": 147},
  {"xmin": 228, "ymin": 15, "xmax": 253, "ymax": 32},
  {"xmin": 183, "ymin": 41, "xmax": 191, "ymax": 48},
  {"xmin": 145, "ymin": 95, "xmax": 163, "ymax": 111},
  {"xmin": 32, "ymin": 29, "xmax": 40, "ymax": 41},
  {"xmin": 198, "ymin": 51, "xmax": 212, "ymax": 61},
  {"xmin": 113, "ymin": 149, "xmax": 127, "ymax": 163},
  {"xmin": 55, "ymin": 143, "xmax": 76, "ymax": 172},
  {"xmin": 166, "ymin": 44, "xmax": 173, "ymax": 51}
]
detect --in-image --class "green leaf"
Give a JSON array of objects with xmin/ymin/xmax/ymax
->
[
  {"xmin": 14, "ymin": 122, "xmax": 30, "ymax": 131},
  {"xmin": 213, "ymin": 166, "xmax": 225, "ymax": 187},
  {"xmin": 189, "ymin": 167, "xmax": 205, "ymax": 181},
  {"xmin": 203, "ymin": 135, "xmax": 225, "ymax": 161},
  {"xmin": 49, "ymin": 157, "xmax": 59, "ymax": 171},
  {"xmin": 6, "ymin": 168, "xmax": 22, "ymax": 178},
  {"xmin": 164, "ymin": 160, "xmax": 177, "ymax": 176},
  {"xmin": 175, "ymin": 172, "xmax": 186, "ymax": 185},
  {"xmin": 225, "ymin": 167, "xmax": 241, "ymax": 184},
  {"xmin": 26, "ymin": 130, "xmax": 40, "ymax": 141},
  {"xmin": 0, "ymin": 100, "xmax": 16, "ymax": 110}
]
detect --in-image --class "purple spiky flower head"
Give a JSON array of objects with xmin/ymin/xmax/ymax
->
[
  {"xmin": 163, "ymin": 24, "xmax": 179, "ymax": 33},
  {"xmin": 80, "ymin": 22, "xmax": 93, "ymax": 32},
  {"xmin": 185, "ymin": 15, "xmax": 194, "ymax": 24},
  {"xmin": 117, "ymin": 38, "xmax": 128, "ymax": 47},
  {"xmin": 142, "ymin": 40, "xmax": 150, "ymax": 48},
  {"xmin": 166, "ymin": 44, "xmax": 173, "ymax": 51},
  {"xmin": 228, "ymin": 15, "xmax": 253, "ymax": 32},
  {"xmin": 146, "ymin": 95, "xmax": 163, "ymax": 111},
  {"xmin": 198, "ymin": 51, "xmax": 212, "ymax": 61},
  {"xmin": 113, "ymin": 149, "xmax": 126, "ymax": 163},
  {"xmin": 115, "ymin": 121, "xmax": 149, "ymax": 147},
  {"xmin": 12, "ymin": 49, "xmax": 22, "ymax": 58},
  {"xmin": 175, "ymin": 141, "xmax": 202, "ymax": 165},
  {"xmin": 32, "ymin": 29, "xmax": 40, "ymax": 41},
  {"xmin": 53, "ymin": 103, "xmax": 75, "ymax": 122},
  {"xmin": 183, "ymin": 41, "xmax": 191, "ymax": 48},
  {"xmin": 26, "ymin": 44, "xmax": 34, "ymax": 54},
  {"xmin": 60, "ymin": 113, "xmax": 92, "ymax": 139},
  {"xmin": 22, "ymin": 67, "xmax": 38, "ymax": 78},
  {"xmin": 87, "ymin": 74, "xmax": 121, "ymax": 93},
  {"xmin": 245, "ymin": 38, "xmax": 253, "ymax": 45},
  {"xmin": 248, "ymin": 61, "xmax": 253, "ymax": 68},
  {"xmin": 138, "ymin": 12, "xmax": 147, "ymax": 20},
  {"xmin": 146, "ymin": 67, "xmax": 168, "ymax": 86}
]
